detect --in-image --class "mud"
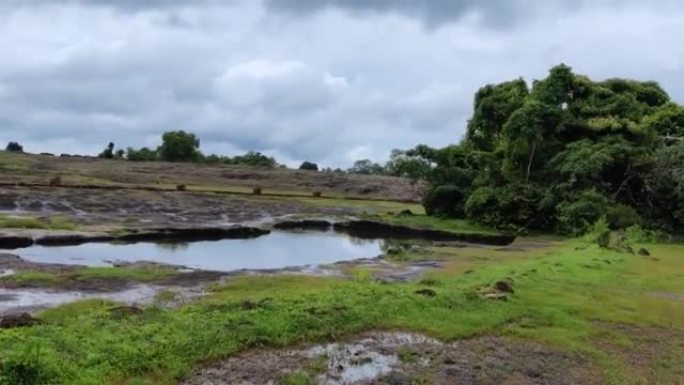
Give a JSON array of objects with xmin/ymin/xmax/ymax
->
[
  {"xmin": 592, "ymin": 322, "xmax": 684, "ymax": 385},
  {"xmin": 334, "ymin": 220, "xmax": 516, "ymax": 246},
  {"xmin": 0, "ymin": 187, "xmax": 361, "ymax": 229},
  {"xmin": 181, "ymin": 332, "xmax": 603, "ymax": 385},
  {"xmin": 0, "ymin": 284, "xmax": 206, "ymax": 316}
]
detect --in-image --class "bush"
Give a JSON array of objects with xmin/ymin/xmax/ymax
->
[
  {"xmin": 252, "ymin": 187, "xmax": 262, "ymax": 195},
  {"xmin": 5, "ymin": 142, "xmax": 23, "ymax": 153},
  {"xmin": 0, "ymin": 343, "xmax": 63, "ymax": 385},
  {"xmin": 556, "ymin": 190, "xmax": 611, "ymax": 235},
  {"xmin": 606, "ymin": 204, "xmax": 641, "ymax": 229},
  {"xmin": 299, "ymin": 161, "xmax": 318, "ymax": 171},
  {"xmin": 312, "ymin": 191, "xmax": 322, "ymax": 198},
  {"xmin": 423, "ymin": 185, "xmax": 465, "ymax": 217}
]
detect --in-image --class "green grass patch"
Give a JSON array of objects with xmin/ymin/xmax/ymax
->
[
  {"xmin": 0, "ymin": 241, "xmax": 682, "ymax": 384},
  {"xmin": 370, "ymin": 213, "xmax": 496, "ymax": 234},
  {"xmin": 0, "ymin": 265, "xmax": 178, "ymax": 288},
  {"xmin": 0, "ymin": 215, "xmax": 77, "ymax": 231}
]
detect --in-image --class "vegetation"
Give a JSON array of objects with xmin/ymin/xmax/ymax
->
[
  {"xmin": 0, "ymin": 215, "xmax": 77, "ymax": 231},
  {"xmin": 298, "ymin": 161, "xmax": 318, "ymax": 171},
  {"xmin": 98, "ymin": 142, "xmax": 116, "ymax": 159},
  {"xmin": 0, "ymin": 239, "xmax": 682, "ymax": 384},
  {"xmin": 157, "ymin": 131, "xmax": 201, "ymax": 162},
  {"xmin": 421, "ymin": 64, "xmax": 684, "ymax": 235},
  {"xmin": 5, "ymin": 142, "xmax": 23, "ymax": 153}
]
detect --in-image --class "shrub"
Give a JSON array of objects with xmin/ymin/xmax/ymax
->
[
  {"xmin": 606, "ymin": 204, "xmax": 641, "ymax": 229},
  {"xmin": 5, "ymin": 142, "xmax": 23, "ymax": 153},
  {"xmin": 312, "ymin": 191, "xmax": 322, "ymax": 198},
  {"xmin": 556, "ymin": 190, "xmax": 611, "ymax": 235},
  {"xmin": 423, "ymin": 185, "xmax": 465, "ymax": 217},
  {"xmin": 252, "ymin": 187, "xmax": 262, "ymax": 195},
  {"xmin": 299, "ymin": 161, "xmax": 318, "ymax": 171},
  {"xmin": 176, "ymin": 184, "xmax": 187, "ymax": 191}
]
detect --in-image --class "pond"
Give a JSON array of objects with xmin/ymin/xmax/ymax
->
[{"xmin": 17, "ymin": 231, "xmax": 384, "ymax": 272}]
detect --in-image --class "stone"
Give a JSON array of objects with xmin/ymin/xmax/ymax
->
[{"xmin": 0, "ymin": 313, "xmax": 40, "ymax": 329}]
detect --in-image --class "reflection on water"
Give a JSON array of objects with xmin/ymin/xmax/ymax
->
[{"xmin": 17, "ymin": 231, "xmax": 383, "ymax": 272}]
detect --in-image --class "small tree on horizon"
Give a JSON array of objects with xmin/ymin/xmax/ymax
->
[
  {"xmin": 299, "ymin": 161, "xmax": 319, "ymax": 171},
  {"xmin": 5, "ymin": 141, "xmax": 23, "ymax": 153},
  {"xmin": 98, "ymin": 142, "xmax": 115, "ymax": 159},
  {"xmin": 157, "ymin": 130, "xmax": 201, "ymax": 162}
]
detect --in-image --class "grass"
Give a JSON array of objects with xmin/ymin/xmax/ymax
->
[
  {"xmin": 0, "ymin": 265, "xmax": 179, "ymax": 288},
  {"xmin": 0, "ymin": 215, "xmax": 77, "ymax": 231},
  {"xmin": 0, "ymin": 238, "xmax": 682, "ymax": 384},
  {"xmin": 367, "ymin": 212, "xmax": 495, "ymax": 234}
]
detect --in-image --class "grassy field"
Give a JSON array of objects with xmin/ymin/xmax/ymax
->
[
  {"xmin": 1, "ymin": 237, "xmax": 682, "ymax": 385},
  {"xmin": 0, "ymin": 151, "xmax": 420, "ymax": 202}
]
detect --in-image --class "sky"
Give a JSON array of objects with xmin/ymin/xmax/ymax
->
[{"xmin": 1, "ymin": 0, "xmax": 683, "ymax": 167}]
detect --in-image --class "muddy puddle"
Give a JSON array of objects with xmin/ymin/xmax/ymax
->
[
  {"xmin": 0, "ymin": 285, "xmax": 204, "ymax": 315},
  {"xmin": 16, "ymin": 231, "xmax": 383, "ymax": 272},
  {"xmin": 182, "ymin": 331, "xmax": 601, "ymax": 385}
]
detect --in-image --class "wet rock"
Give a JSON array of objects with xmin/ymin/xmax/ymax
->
[
  {"xmin": 35, "ymin": 234, "xmax": 116, "ymax": 247},
  {"xmin": 273, "ymin": 220, "xmax": 332, "ymax": 231},
  {"xmin": 109, "ymin": 306, "xmax": 143, "ymax": 318},
  {"xmin": 483, "ymin": 293, "xmax": 508, "ymax": 301},
  {"xmin": 382, "ymin": 371, "xmax": 412, "ymax": 385},
  {"xmin": 638, "ymin": 248, "xmax": 651, "ymax": 256},
  {"xmin": 415, "ymin": 289, "xmax": 437, "ymax": 297},
  {"xmin": 333, "ymin": 220, "xmax": 515, "ymax": 246},
  {"xmin": 0, "ymin": 312, "xmax": 40, "ymax": 329},
  {"xmin": 494, "ymin": 279, "xmax": 514, "ymax": 293},
  {"xmin": 0, "ymin": 236, "xmax": 34, "ymax": 250},
  {"xmin": 116, "ymin": 227, "xmax": 270, "ymax": 243}
]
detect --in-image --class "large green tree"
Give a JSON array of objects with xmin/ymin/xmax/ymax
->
[
  {"xmin": 424, "ymin": 64, "xmax": 683, "ymax": 234},
  {"xmin": 157, "ymin": 131, "xmax": 201, "ymax": 162}
]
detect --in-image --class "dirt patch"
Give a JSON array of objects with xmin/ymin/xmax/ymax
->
[
  {"xmin": 592, "ymin": 322, "xmax": 684, "ymax": 385},
  {"xmin": 181, "ymin": 332, "xmax": 603, "ymax": 385}
]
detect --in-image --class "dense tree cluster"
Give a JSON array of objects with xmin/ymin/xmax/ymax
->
[
  {"xmin": 299, "ymin": 161, "xmax": 319, "ymax": 171},
  {"xmin": 424, "ymin": 64, "xmax": 683, "ymax": 234},
  {"xmin": 5, "ymin": 142, "xmax": 23, "ymax": 153}
]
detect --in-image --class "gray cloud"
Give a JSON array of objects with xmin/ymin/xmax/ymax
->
[{"xmin": 0, "ymin": 0, "xmax": 683, "ymax": 167}]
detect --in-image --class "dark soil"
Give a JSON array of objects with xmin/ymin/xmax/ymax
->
[{"xmin": 180, "ymin": 332, "xmax": 604, "ymax": 385}]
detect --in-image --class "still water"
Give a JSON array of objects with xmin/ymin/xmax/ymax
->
[{"xmin": 18, "ymin": 231, "xmax": 383, "ymax": 272}]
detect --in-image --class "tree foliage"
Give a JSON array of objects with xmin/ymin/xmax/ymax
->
[
  {"xmin": 5, "ymin": 142, "xmax": 23, "ymax": 152},
  {"xmin": 157, "ymin": 130, "xmax": 201, "ymax": 162},
  {"xmin": 425, "ymin": 64, "xmax": 683, "ymax": 234},
  {"xmin": 299, "ymin": 161, "xmax": 319, "ymax": 171}
]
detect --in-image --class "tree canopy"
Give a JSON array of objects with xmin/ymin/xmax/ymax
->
[
  {"xmin": 5, "ymin": 142, "xmax": 23, "ymax": 153},
  {"xmin": 424, "ymin": 64, "xmax": 683, "ymax": 234},
  {"xmin": 157, "ymin": 130, "xmax": 201, "ymax": 162}
]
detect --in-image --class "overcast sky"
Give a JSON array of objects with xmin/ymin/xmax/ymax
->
[{"xmin": 1, "ymin": 0, "xmax": 683, "ymax": 167}]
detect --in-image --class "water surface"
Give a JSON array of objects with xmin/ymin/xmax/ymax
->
[{"xmin": 18, "ymin": 231, "xmax": 383, "ymax": 272}]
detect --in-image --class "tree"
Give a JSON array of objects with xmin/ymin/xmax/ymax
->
[
  {"xmin": 423, "ymin": 64, "xmax": 683, "ymax": 234},
  {"xmin": 126, "ymin": 147, "xmax": 158, "ymax": 162},
  {"xmin": 157, "ymin": 130, "xmax": 201, "ymax": 162},
  {"xmin": 98, "ymin": 142, "xmax": 115, "ymax": 159},
  {"xmin": 348, "ymin": 159, "xmax": 385, "ymax": 175},
  {"xmin": 385, "ymin": 147, "xmax": 433, "ymax": 181},
  {"xmin": 299, "ymin": 161, "xmax": 319, "ymax": 171},
  {"xmin": 230, "ymin": 151, "xmax": 278, "ymax": 168},
  {"xmin": 5, "ymin": 142, "xmax": 23, "ymax": 153}
]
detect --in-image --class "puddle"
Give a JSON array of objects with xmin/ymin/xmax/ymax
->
[
  {"xmin": 0, "ymin": 269, "xmax": 15, "ymax": 278},
  {"xmin": 306, "ymin": 342, "xmax": 398, "ymax": 384},
  {"xmin": 0, "ymin": 285, "xmax": 203, "ymax": 315},
  {"xmin": 17, "ymin": 231, "xmax": 383, "ymax": 272}
]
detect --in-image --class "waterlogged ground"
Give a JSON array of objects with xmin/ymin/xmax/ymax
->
[{"xmin": 0, "ymin": 187, "xmax": 682, "ymax": 384}]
